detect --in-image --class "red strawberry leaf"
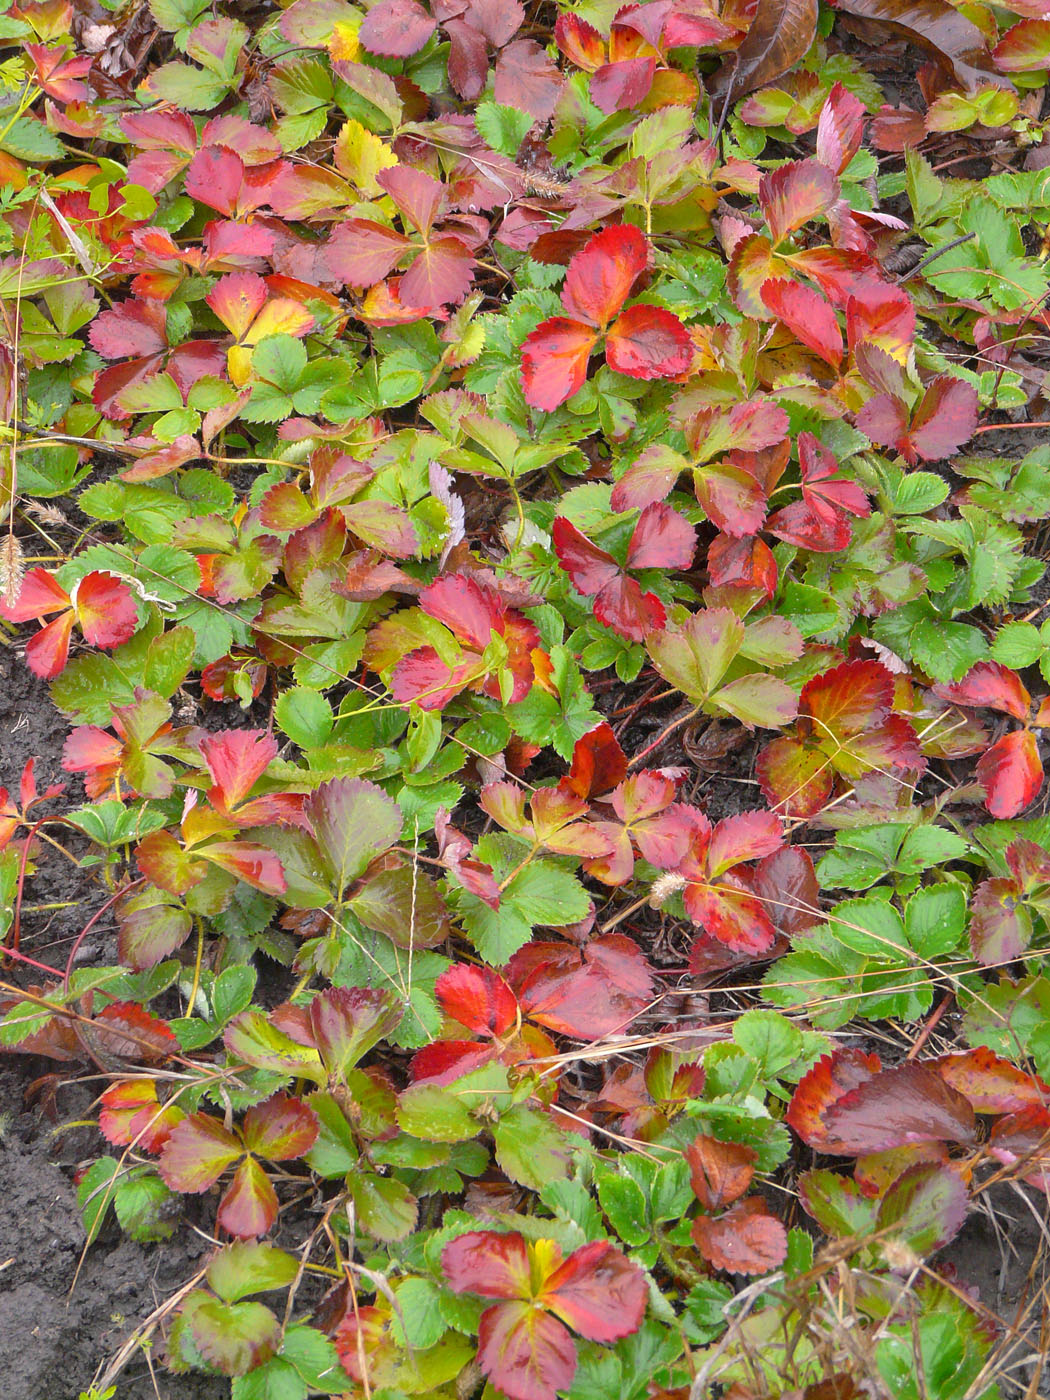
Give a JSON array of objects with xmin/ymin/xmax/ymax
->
[
  {"xmin": 685, "ymin": 1133, "xmax": 756, "ymax": 1210},
  {"xmin": 521, "ymin": 317, "xmax": 599, "ymax": 410},
  {"xmin": 72, "ymin": 572, "xmax": 139, "ymax": 649},
  {"xmin": 708, "ymin": 0, "xmax": 817, "ymax": 100},
  {"xmin": 554, "ymin": 13, "xmax": 605, "ymax": 68},
  {"xmin": 542, "ymin": 1239, "xmax": 648, "ymax": 1342},
  {"xmin": 707, "ymin": 533, "xmax": 778, "ymax": 599},
  {"xmin": 493, "ymin": 39, "xmax": 564, "ymax": 119},
  {"xmin": 750, "ymin": 845, "xmax": 820, "ymax": 936},
  {"xmin": 563, "ymin": 722, "xmax": 628, "ymax": 799},
  {"xmin": 760, "ymin": 279, "xmax": 842, "ymax": 368},
  {"xmin": 446, "ymin": 18, "xmax": 491, "ymax": 98},
  {"xmin": 88, "ymin": 1001, "xmax": 179, "ymax": 1062},
  {"xmin": 477, "ymin": 1302, "xmax": 577, "ymax": 1400},
  {"xmin": 590, "ymin": 56, "xmax": 657, "ymax": 113},
  {"xmin": 785, "ymin": 1047, "xmax": 881, "ymax": 1147},
  {"xmin": 766, "ymin": 499, "xmax": 852, "ymax": 552},
  {"xmin": 606, "ymin": 303, "xmax": 692, "ymax": 380},
  {"xmin": 969, "ymin": 874, "xmax": 1033, "ymax": 963},
  {"xmin": 759, "ymin": 160, "xmax": 839, "ymax": 246},
  {"xmin": 989, "ymin": 1105, "xmax": 1050, "ymax": 1191},
  {"xmin": 935, "ymin": 1047, "xmax": 1049, "ymax": 1114},
  {"xmin": 99, "ymin": 1080, "xmax": 183, "ymax": 1153},
  {"xmin": 24, "ymin": 614, "xmax": 76, "ymax": 679},
  {"xmin": 624, "ymin": 502, "xmax": 695, "ymax": 573},
  {"xmin": 755, "ymin": 734, "xmax": 834, "ymax": 819},
  {"xmin": 797, "ymin": 431, "xmax": 870, "ymax": 519},
  {"xmin": 436, "ymin": 964, "xmax": 519, "ymax": 1037},
  {"xmin": 218, "ymin": 1155, "xmax": 279, "ymax": 1239},
  {"xmin": 552, "ymin": 516, "xmax": 620, "ymax": 597},
  {"xmin": 552, "ymin": 512, "xmax": 680, "ymax": 642},
  {"xmin": 197, "ymin": 841, "xmax": 287, "ymax": 897},
  {"xmin": 976, "ymin": 728, "xmax": 1043, "ymax": 819},
  {"xmin": 805, "ymin": 658, "xmax": 892, "ymax": 733},
  {"xmin": 933, "ymin": 661, "xmax": 1031, "ymax": 721},
  {"xmin": 359, "ymin": 0, "xmax": 437, "ymax": 55},
  {"xmin": 239, "ymin": 1094, "xmax": 318, "ymax": 1161},
  {"xmin": 561, "ymin": 224, "xmax": 648, "ymax": 327},
  {"xmin": 401, "ymin": 236, "xmax": 476, "ymax": 307},
  {"xmin": 696, "ymin": 463, "xmax": 770, "ymax": 539},
  {"xmin": 26, "ymin": 43, "xmax": 93, "ymax": 103},
  {"xmin": 442, "ymin": 1230, "xmax": 533, "ymax": 1299},
  {"xmin": 88, "ymin": 299, "xmax": 168, "ymax": 359},
  {"xmin": 816, "ymin": 82, "xmax": 866, "ymax": 174},
  {"xmin": 308, "ymin": 986, "xmax": 403, "ymax": 1078},
  {"xmin": 325, "ymin": 220, "xmax": 412, "ymax": 289},
  {"xmin": 692, "ymin": 1198, "xmax": 788, "ymax": 1275},
  {"xmin": 683, "ymin": 872, "xmax": 778, "ymax": 955},
  {"xmin": 706, "ymin": 810, "xmax": 785, "ymax": 876},
  {"xmin": 380, "ymin": 164, "xmax": 449, "ymax": 232},
  {"xmin": 201, "ymin": 729, "xmax": 277, "ymax": 812},
  {"xmin": 787, "ymin": 1053, "xmax": 977, "ymax": 1155},
  {"xmin": 905, "ymin": 375, "xmax": 980, "ymax": 464},
  {"xmin": 504, "ymin": 935, "xmax": 653, "ymax": 1039},
  {"xmin": 0, "ymin": 567, "xmax": 69, "ymax": 622}
]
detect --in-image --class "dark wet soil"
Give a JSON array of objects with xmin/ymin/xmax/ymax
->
[
  {"xmin": 0, "ymin": 649, "xmax": 227, "ymax": 1400},
  {"xmin": 0, "ymin": 1067, "xmax": 227, "ymax": 1400}
]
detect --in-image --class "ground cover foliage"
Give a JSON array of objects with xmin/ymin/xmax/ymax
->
[{"xmin": 4, "ymin": 0, "xmax": 1050, "ymax": 1394}]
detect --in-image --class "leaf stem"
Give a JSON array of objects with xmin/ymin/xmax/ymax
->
[
  {"xmin": 898, "ymin": 232, "xmax": 976, "ymax": 283},
  {"xmin": 627, "ymin": 705, "xmax": 700, "ymax": 768}
]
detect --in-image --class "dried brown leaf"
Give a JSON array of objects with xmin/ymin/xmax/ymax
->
[
  {"xmin": 708, "ymin": 0, "xmax": 818, "ymax": 100},
  {"xmin": 833, "ymin": 0, "xmax": 1006, "ymax": 91}
]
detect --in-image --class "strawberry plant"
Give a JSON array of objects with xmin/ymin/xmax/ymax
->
[{"xmin": 2, "ymin": 0, "xmax": 1050, "ymax": 1395}]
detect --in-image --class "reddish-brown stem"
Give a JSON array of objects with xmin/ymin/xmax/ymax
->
[
  {"xmin": 905, "ymin": 992, "xmax": 954, "ymax": 1061},
  {"xmin": 9, "ymin": 816, "xmax": 65, "ymax": 953},
  {"xmin": 3, "ymin": 943, "xmax": 62, "ymax": 977},
  {"xmin": 974, "ymin": 421, "xmax": 1050, "ymax": 434},
  {"xmin": 63, "ymin": 878, "xmax": 145, "ymax": 991},
  {"xmin": 610, "ymin": 682, "xmax": 674, "ymax": 720},
  {"xmin": 627, "ymin": 706, "xmax": 700, "ymax": 768}
]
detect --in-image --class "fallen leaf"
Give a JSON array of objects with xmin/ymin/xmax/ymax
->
[
  {"xmin": 832, "ymin": 0, "xmax": 1006, "ymax": 91},
  {"xmin": 708, "ymin": 0, "xmax": 818, "ymax": 100}
]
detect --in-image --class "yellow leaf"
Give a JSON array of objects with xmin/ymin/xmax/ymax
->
[
  {"xmin": 444, "ymin": 322, "xmax": 486, "ymax": 369},
  {"xmin": 328, "ymin": 20, "xmax": 360, "ymax": 62},
  {"xmin": 334, "ymin": 117, "xmax": 398, "ymax": 197},
  {"xmin": 244, "ymin": 298, "xmax": 315, "ymax": 344},
  {"xmin": 227, "ymin": 344, "xmax": 253, "ymax": 387}
]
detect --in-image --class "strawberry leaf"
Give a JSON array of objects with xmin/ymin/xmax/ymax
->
[
  {"xmin": 692, "ymin": 1199, "xmax": 788, "ymax": 1275},
  {"xmin": 561, "ymin": 224, "xmax": 648, "ymax": 327},
  {"xmin": 606, "ymin": 304, "xmax": 693, "ymax": 380},
  {"xmin": 217, "ymin": 1156, "xmax": 280, "ymax": 1239},
  {"xmin": 521, "ymin": 318, "xmax": 599, "ymax": 411},
  {"xmin": 787, "ymin": 1053, "xmax": 977, "ymax": 1155},
  {"xmin": 160, "ymin": 1113, "xmax": 243, "ymax": 1192},
  {"xmin": 542, "ymin": 1238, "xmax": 647, "ymax": 1342},
  {"xmin": 359, "ymin": 0, "xmax": 437, "ymax": 55},
  {"xmin": 976, "ymin": 728, "xmax": 1043, "ymax": 819}
]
